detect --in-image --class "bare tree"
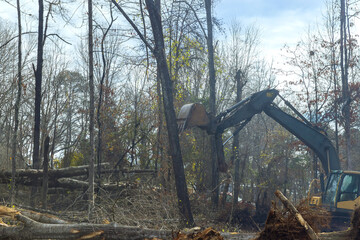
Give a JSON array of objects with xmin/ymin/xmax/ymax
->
[
  {"xmin": 87, "ymin": 0, "xmax": 95, "ymax": 212},
  {"xmin": 204, "ymin": 0, "xmax": 221, "ymax": 209},
  {"xmin": 33, "ymin": 0, "xmax": 44, "ymax": 171},
  {"xmin": 145, "ymin": 0, "xmax": 194, "ymax": 226},
  {"xmin": 11, "ymin": 0, "xmax": 23, "ymax": 205},
  {"xmin": 30, "ymin": 0, "xmax": 45, "ymax": 207},
  {"xmin": 96, "ymin": 4, "xmax": 116, "ymax": 184},
  {"xmin": 340, "ymin": 0, "xmax": 351, "ymax": 169}
]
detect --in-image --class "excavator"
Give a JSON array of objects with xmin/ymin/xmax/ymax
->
[{"xmin": 177, "ymin": 88, "xmax": 360, "ymax": 226}]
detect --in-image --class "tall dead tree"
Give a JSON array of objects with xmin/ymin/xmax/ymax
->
[
  {"xmin": 340, "ymin": 0, "xmax": 351, "ymax": 170},
  {"xmin": 33, "ymin": 0, "xmax": 44, "ymax": 171},
  {"xmin": 205, "ymin": 0, "xmax": 220, "ymax": 208},
  {"xmin": 111, "ymin": 0, "xmax": 194, "ymax": 227},
  {"xmin": 97, "ymin": 5, "xmax": 115, "ymax": 185},
  {"xmin": 232, "ymin": 70, "xmax": 244, "ymax": 204},
  {"xmin": 11, "ymin": 0, "xmax": 23, "ymax": 206},
  {"xmin": 30, "ymin": 0, "xmax": 44, "ymax": 207},
  {"xmin": 145, "ymin": 0, "xmax": 194, "ymax": 227},
  {"xmin": 87, "ymin": 0, "xmax": 95, "ymax": 211}
]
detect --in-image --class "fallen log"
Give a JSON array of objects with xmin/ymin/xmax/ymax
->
[
  {"xmin": 275, "ymin": 190, "xmax": 319, "ymax": 240},
  {"xmin": 0, "ymin": 163, "xmax": 110, "ymax": 181},
  {"xmin": 0, "ymin": 164, "xmax": 154, "ymax": 187},
  {"xmin": 56, "ymin": 178, "xmax": 136, "ymax": 191},
  {"xmin": 0, "ymin": 206, "xmax": 172, "ymax": 239},
  {"xmin": 56, "ymin": 178, "xmax": 89, "ymax": 189},
  {"xmin": 102, "ymin": 169, "xmax": 156, "ymax": 174},
  {"xmin": 1, "ymin": 214, "xmax": 172, "ymax": 239},
  {"xmin": 20, "ymin": 209, "xmax": 68, "ymax": 224}
]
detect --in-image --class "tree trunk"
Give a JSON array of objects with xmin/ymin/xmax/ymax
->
[
  {"xmin": 87, "ymin": 0, "xmax": 95, "ymax": 212},
  {"xmin": 340, "ymin": 0, "xmax": 351, "ymax": 170},
  {"xmin": 41, "ymin": 136, "xmax": 50, "ymax": 209},
  {"xmin": 31, "ymin": 0, "xmax": 44, "ymax": 207},
  {"xmin": 283, "ymin": 157, "xmax": 288, "ymax": 196},
  {"xmin": 145, "ymin": 0, "xmax": 194, "ymax": 227},
  {"xmin": 11, "ymin": 0, "xmax": 22, "ymax": 206},
  {"xmin": 205, "ymin": 0, "xmax": 220, "ymax": 209},
  {"xmin": 97, "ymin": 14, "xmax": 113, "ymax": 185},
  {"xmin": 232, "ymin": 70, "xmax": 244, "ymax": 205}
]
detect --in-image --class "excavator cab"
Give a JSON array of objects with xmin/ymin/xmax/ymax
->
[{"xmin": 322, "ymin": 171, "xmax": 360, "ymax": 212}]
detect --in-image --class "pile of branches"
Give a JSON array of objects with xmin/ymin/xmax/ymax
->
[
  {"xmin": 93, "ymin": 185, "xmax": 180, "ymax": 229},
  {"xmin": 256, "ymin": 200, "xmax": 330, "ymax": 240}
]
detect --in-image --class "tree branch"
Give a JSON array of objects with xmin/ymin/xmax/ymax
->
[
  {"xmin": 0, "ymin": 32, "xmax": 37, "ymax": 49},
  {"xmin": 110, "ymin": 0, "xmax": 154, "ymax": 53},
  {"xmin": 174, "ymin": 1, "xmax": 207, "ymax": 39}
]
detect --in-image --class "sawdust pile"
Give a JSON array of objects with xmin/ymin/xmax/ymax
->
[{"xmin": 256, "ymin": 201, "xmax": 330, "ymax": 240}]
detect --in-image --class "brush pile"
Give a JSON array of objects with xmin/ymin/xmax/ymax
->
[{"xmin": 256, "ymin": 201, "xmax": 330, "ymax": 240}]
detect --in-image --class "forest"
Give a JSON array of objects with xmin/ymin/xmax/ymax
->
[{"xmin": 0, "ymin": 0, "xmax": 360, "ymax": 239}]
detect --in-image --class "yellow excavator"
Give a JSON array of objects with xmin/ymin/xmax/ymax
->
[{"xmin": 177, "ymin": 88, "xmax": 360, "ymax": 227}]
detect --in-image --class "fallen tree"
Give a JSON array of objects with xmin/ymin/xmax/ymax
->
[
  {"xmin": 0, "ymin": 205, "xmax": 172, "ymax": 239},
  {"xmin": 56, "ymin": 178, "xmax": 136, "ymax": 191},
  {"xmin": 0, "ymin": 164, "xmax": 106, "ymax": 185},
  {"xmin": 0, "ymin": 163, "xmax": 155, "ymax": 187}
]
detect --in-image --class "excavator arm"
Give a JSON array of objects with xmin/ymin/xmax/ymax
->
[{"xmin": 215, "ymin": 89, "xmax": 278, "ymax": 134}]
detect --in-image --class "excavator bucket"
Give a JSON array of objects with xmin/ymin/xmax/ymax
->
[{"xmin": 177, "ymin": 103, "xmax": 210, "ymax": 133}]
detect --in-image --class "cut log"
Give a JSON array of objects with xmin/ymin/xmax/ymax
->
[{"xmin": 275, "ymin": 190, "xmax": 320, "ymax": 240}]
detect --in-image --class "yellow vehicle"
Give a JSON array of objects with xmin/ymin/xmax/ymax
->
[{"xmin": 177, "ymin": 89, "xmax": 360, "ymax": 227}]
